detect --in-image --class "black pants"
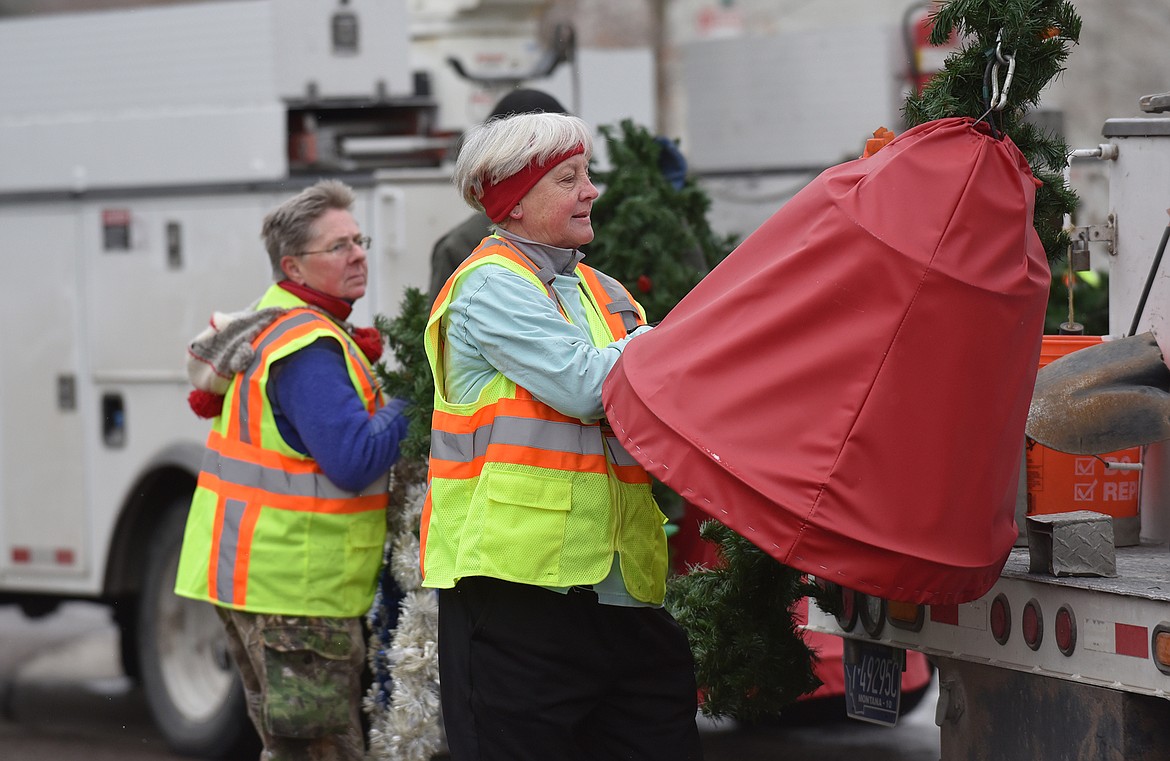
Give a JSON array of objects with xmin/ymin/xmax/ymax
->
[{"xmin": 438, "ymin": 576, "xmax": 703, "ymax": 761}]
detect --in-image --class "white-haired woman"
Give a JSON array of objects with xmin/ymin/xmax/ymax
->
[{"xmin": 422, "ymin": 113, "xmax": 703, "ymax": 761}]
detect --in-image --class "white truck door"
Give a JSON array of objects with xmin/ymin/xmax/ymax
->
[
  {"xmin": 0, "ymin": 203, "xmax": 90, "ymax": 589},
  {"xmin": 79, "ymin": 194, "xmax": 277, "ymax": 582}
]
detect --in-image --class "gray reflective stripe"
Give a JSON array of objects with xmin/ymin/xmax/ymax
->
[
  {"xmin": 496, "ymin": 415, "xmax": 604, "ymax": 455},
  {"xmin": 206, "ymin": 449, "xmax": 384, "ymax": 499},
  {"xmin": 608, "ymin": 300, "xmax": 640, "ymax": 332},
  {"xmin": 530, "ymin": 266, "xmax": 562, "ymax": 310},
  {"xmin": 593, "ymin": 272, "xmax": 641, "ymax": 333},
  {"xmin": 237, "ymin": 311, "xmax": 320, "ymax": 444},
  {"xmin": 430, "ymin": 427, "xmax": 488, "ymax": 463},
  {"xmin": 605, "ymin": 436, "xmax": 640, "ymax": 467},
  {"xmin": 216, "ymin": 498, "xmax": 246, "ymax": 604},
  {"xmin": 606, "ymin": 297, "xmax": 636, "ymax": 315},
  {"xmin": 533, "ymin": 266, "xmax": 556, "ymax": 287},
  {"xmin": 430, "ymin": 415, "xmax": 604, "ymax": 463}
]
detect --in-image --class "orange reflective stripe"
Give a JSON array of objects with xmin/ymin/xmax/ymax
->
[
  {"xmin": 427, "ymin": 458, "xmax": 483, "ymax": 480},
  {"xmin": 431, "ymin": 397, "xmax": 585, "ymax": 436},
  {"xmin": 419, "ymin": 484, "xmax": 432, "ymax": 576},
  {"xmin": 610, "ymin": 462, "xmax": 652, "ymax": 484},
  {"xmin": 491, "ymin": 443, "xmax": 608, "ymax": 474},
  {"xmin": 431, "ymin": 404, "xmax": 498, "ymax": 435},
  {"xmin": 429, "ymin": 441, "xmax": 609, "ymax": 480},
  {"xmin": 248, "ymin": 319, "xmax": 323, "ymax": 442},
  {"xmin": 429, "ymin": 445, "xmax": 607, "ymax": 479},
  {"xmin": 578, "ymin": 265, "xmax": 632, "ymax": 339},
  {"xmin": 222, "ymin": 396, "xmax": 237, "ymax": 441},
  {"xmin": 208, "ymin": 431, "xmax": 318, "ymax": 472},
  {"xmin": 198, "ymin": 472, "xmax": 388, "ymax": 515},
  {"xmin": 496, "ymin": 394, "xmax": 584, "ymax": 424}
]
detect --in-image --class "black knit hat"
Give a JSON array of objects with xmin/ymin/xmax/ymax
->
[{"xmin": 488, "ymin": 88, "xmax": 568, "ymax": 119}]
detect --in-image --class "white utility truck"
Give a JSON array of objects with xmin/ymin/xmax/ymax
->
[
  {"xmin": 0, "ymin": 2, "xmax": 470, "ymax": 755},
  {"xmin": 807, "ymin": 92, "xmax": 1170, "ymax": 760}
]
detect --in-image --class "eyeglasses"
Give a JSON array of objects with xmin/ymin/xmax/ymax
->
[{"xmin": 299, "ymin": 235, "xmax": 371, "ymax": 257}]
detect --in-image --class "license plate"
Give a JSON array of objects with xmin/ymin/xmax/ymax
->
[{"xmin": 842, "ymin": 639, "xmax": 904, "ymax": 726}]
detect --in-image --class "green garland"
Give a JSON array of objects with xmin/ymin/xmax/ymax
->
[
  {"xmin": 373, "ymin": 288, "xmax": 435, "ymax": 460},
  {"xmin": 366, "ymin": 290, "xmax": 441, "ymax": 761}
]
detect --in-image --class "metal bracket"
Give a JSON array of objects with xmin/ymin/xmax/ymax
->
[
  {"xmin": 1140, "ymin": 92, "xmax": 1170, "ymax": 114},
  {"xmin": 1070, "ymin": 213, "xmax": 1116, "ymax": 258}
]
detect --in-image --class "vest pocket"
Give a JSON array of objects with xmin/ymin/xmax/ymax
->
[
  {"xmin": 475, "ymin": 468, "xmax": 571, "ymax": 582},
  {"xmin": 612, "ymin": 482, "xmax": 670, "ymax": 603},
  {"xmin": 342, "ymin": 514, "xmax": 385, "ymax": 611}
]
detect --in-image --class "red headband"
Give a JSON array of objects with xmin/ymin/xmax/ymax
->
[{"xmin": 479, "ymin": 145, "xmax": 586, "ymax": 223}]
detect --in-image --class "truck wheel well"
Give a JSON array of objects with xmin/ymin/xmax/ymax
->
[{"xmin": 104, "ymin": 462, "xmax": 199, "ymax": 600}]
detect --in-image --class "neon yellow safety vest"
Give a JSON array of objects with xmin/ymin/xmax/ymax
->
[
  {"xmin": 420, "ymin": 237, "xmax": 670, "ymax": 604},
  {"xmin": 175, "ymin": 285, "xmax": 389, "ymax": 617}
]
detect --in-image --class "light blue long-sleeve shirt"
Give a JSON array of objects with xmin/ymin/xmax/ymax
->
[
  {"xmin": 442, "ymin": 231, "xmax": 651, "ymax": 419},
  {"xmin": 440, "ymin": 230, "xmax": 654, "ymax": 606}
]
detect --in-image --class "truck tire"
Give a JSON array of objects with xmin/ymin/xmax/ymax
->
[{"xmin": 137, "ymin": 498, "xmax": 259, "ymax": 758}]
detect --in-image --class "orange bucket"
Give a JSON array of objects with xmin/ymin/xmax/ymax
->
[{"xmin": 1025, "ymin": 335, "xmax": 1142, "ymax": 546}]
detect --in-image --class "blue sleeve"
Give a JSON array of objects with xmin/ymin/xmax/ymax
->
[{"xmin": 268, "ymin": 340, "xmax": 410, "ymax": 493}]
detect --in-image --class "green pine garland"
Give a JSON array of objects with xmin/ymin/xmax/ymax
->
[
  {"xmin": 586, "ymin": 119, "xmax": 737, "ymax": 323},
  {"xmin": 367, "ymin": 289, "xmax": 440, "ymax": 761},
  {"xmin": 373, "ymin": 288, "xmax": 434, "ymax": 460},
  {"xmin": 666, "ymin": 521, "xmax": 829, "ymax": 721}
]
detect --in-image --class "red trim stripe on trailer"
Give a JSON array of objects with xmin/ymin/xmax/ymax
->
[
  {"xmin": 9, "ymin": 546, "xmax": 77, "ymax": 565},
  {"xmin": 1115, "ymin": 623, "xmax": 1149, "ymax": 659}
]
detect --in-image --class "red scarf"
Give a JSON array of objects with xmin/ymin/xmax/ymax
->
[{"xmin": 278, "ymin": 280, "xmax": 383, "ymax": 363}]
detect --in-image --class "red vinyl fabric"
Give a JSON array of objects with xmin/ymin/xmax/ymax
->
[{"xmin": 604, "ymin": 117, "xmax": 1050, "ymax": 604}]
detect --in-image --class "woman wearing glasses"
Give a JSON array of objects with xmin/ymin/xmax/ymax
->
[{"xmin": 175, "ymin": 179, "xmax": 409, "ymax": 761}]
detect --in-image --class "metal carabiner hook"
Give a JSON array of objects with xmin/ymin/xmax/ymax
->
[{"xmin": 990, "ymin": 30, "xmax": 1016, "ymax": 111}]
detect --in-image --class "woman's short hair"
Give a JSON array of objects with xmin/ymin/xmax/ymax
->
[
  {"xmin": 261, "ymin": 179, "xmax": 355, "ymax": 279},
  {"xmin": 453, "ymin": 112, "xmax": 594, "ymax": 211}
]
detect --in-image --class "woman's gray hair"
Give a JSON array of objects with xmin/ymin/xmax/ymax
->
[
  {"xmin": 261, "ymin": 179, "xmax": 355, "ymax": 279},
  {"xmin": 453, "ymin": 112, "xmax": 593, "ymax": 210}
]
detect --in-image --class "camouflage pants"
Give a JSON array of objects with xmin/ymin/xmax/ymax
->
[{"xmin": 216, "ymin": 608, "xmax": 366, "ymax": 761}]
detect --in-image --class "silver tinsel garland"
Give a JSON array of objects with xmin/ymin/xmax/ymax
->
[{"xmin": 365, "ymin": 464, "xmax": 443, "ymax": 761}]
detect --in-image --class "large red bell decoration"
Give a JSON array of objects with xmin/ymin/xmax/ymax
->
[{"xmin": 604, "ymin": 117, "xmax": 1050, "ymax": 604}]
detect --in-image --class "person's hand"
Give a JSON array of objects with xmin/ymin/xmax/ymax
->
[{"xmin": 386, "ymin": 396, "xmax": 413, "ymax": 414}]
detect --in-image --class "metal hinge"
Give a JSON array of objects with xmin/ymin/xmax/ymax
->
[{"xmin": 1069, "ymin": 213, "xmax": 1116, "ymax": 263}]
